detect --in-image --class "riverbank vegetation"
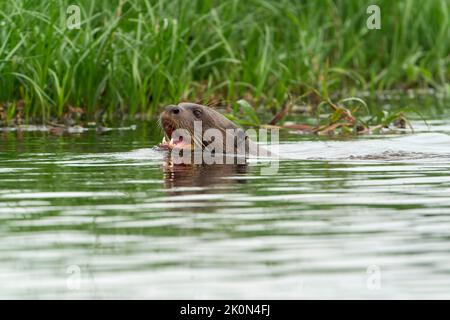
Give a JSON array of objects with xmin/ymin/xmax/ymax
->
[{"xmin": 0, "ymin": 0, "xmax": 449, "ymax": 129}]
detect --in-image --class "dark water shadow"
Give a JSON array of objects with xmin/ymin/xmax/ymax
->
[{"xmin": 162, "ymin": 153, "xmax": 248, "ymax": 192}]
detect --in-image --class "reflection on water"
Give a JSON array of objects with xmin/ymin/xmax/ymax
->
[
  {"xmin": 1, "ymin": 119, "xmax": 450, "ymax": 299},
  {"xmin": 162, "ymin": 154, "xmax": 248, "ymax": 190}
]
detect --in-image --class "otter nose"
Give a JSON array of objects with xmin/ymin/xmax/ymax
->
[{"xmin": 165, "ymin": 105, "xmax": 181, "ymax": 115}]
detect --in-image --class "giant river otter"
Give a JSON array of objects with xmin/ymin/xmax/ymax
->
[{"xmin": 159, "ymin": 102, "xmax": 268, "ymax": 159}]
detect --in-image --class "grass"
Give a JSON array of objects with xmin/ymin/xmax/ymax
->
[{"xmin": 0, "ymin": 0, "xmax": 449, "ymax": 126}]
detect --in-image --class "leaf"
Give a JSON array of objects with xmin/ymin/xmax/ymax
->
[
  {"xmin": 330, "ymin": 108, "xmax": 344, "ymax": 123},
  {"xmin": 224, "ymin": 114, "xmax": 258, "ymax": 127},
  {"xmin": 236, "ymin": 99, "xmax": 261, "ymax": 125},
  {"xmin": 338, "ymin": 97, "xmax": 368, "ymax": 113}
]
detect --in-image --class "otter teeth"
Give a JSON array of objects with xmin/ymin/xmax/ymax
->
[{"xmin": 169, "ymin": 137, "xmax": 183, "ymax": 147}]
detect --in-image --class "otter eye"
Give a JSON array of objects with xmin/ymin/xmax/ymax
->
[{"xmin": 193, "ymin": 109, "xmax": 202, "ymax": 118}]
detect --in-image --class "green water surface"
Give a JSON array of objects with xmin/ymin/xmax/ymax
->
[{"xmin": 1, "ymin": 115, "xmax": 450, "ymax": 299}]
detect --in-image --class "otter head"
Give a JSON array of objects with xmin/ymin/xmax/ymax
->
[{"xmin": 159, "ymin": 103, "xmax": 246, "ymax": 151}]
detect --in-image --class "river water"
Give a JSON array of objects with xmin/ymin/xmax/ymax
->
[{"xmin": 1, "ymin": 117, "xmax": 450, "ymax": 299}]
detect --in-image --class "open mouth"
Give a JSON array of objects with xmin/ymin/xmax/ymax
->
[
  {"xmin": 161, "ymin": 120, "xmax": 188, "ymax": 148},
  {"xmin": 163, "ymin": 120, "xmax": 175, "ymax": 140}
]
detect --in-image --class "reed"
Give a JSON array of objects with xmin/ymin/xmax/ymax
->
[{"xmin": 0, "ymin": 0, "xmax": 448, "ymax": 124}]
